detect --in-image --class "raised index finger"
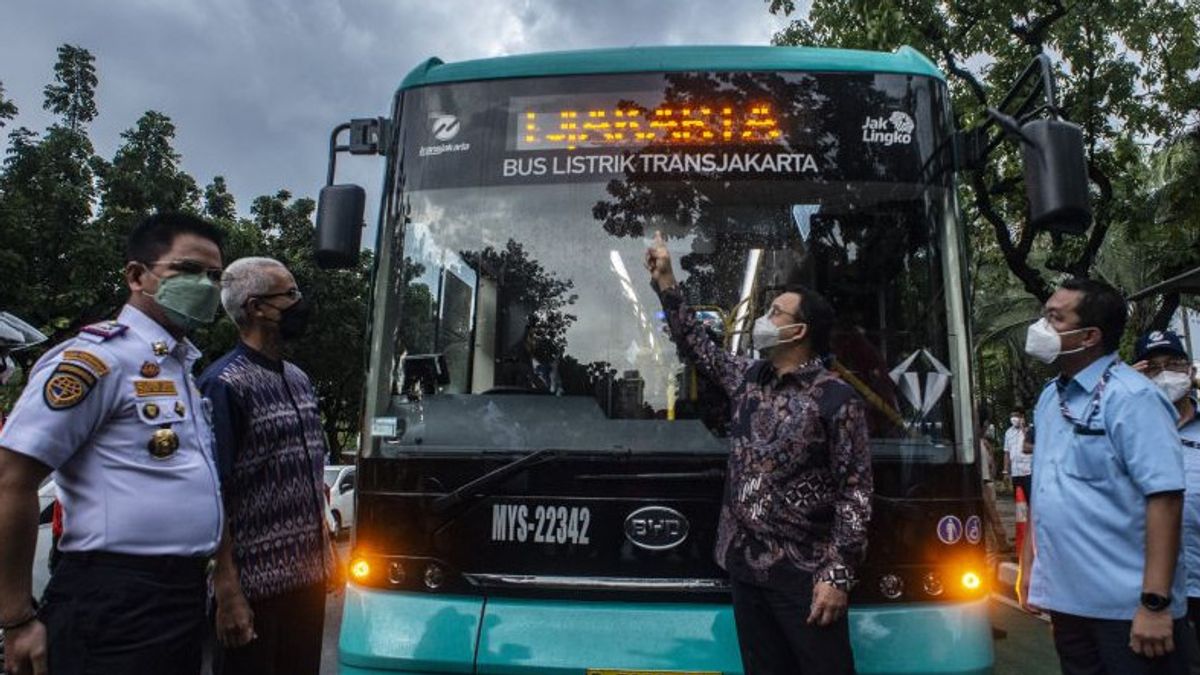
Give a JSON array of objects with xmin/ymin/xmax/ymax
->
[{"xmin": 653, "ymin": 230, "xmax": 665, "ymax": 248}]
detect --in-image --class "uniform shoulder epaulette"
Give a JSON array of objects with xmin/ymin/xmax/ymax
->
[{"xmin": 79, "ymin": 321, "xmax": 128, "ymax": 342}]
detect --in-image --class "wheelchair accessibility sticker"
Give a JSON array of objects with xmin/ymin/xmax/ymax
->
[{"xmin": 965, "ymin": 515, "xmax": 983, "ymax": 545}]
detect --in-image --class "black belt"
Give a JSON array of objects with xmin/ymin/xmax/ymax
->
[{"xmin": 60, "ymin": 551, "xmax": 210, "ymax": 577}]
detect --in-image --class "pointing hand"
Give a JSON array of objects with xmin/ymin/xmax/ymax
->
[{"xmin": 644, "ymin": 230, "xmax": 676, "ymax": 289}]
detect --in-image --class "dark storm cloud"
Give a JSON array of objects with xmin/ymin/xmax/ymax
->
[{"xmin": 0, "ymin": 0, "xmax": 794, "ymax": 237}]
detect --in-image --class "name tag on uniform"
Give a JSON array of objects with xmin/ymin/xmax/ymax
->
[{"xmin": 134, "ymin": 379, "xmax": 178, "ymax": 397}]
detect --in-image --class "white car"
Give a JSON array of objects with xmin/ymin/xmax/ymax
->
[{"xmin": 323, "ymin": 465, "xmax": 356, "ymax": 538}]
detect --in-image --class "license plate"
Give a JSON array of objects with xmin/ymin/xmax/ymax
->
[
  {"xmin": 587, "ymin": 670, "xmax": 721, "ymax": 675},
  {"xmin": 491, "ymin": 503, "xmax": 592, "ymax": 545}
]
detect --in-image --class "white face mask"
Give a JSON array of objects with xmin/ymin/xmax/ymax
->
[
  {"xmin": 1010, "ymin": 416, "xmax": 1022, "ymax": 427},
  {"xmin": 751, "ymin": 314, "xmax": 804, "ymax": 352},
  {"xmin": 1024, "ymin": 318, "xmax": 1089, "ymax": 364},
  {"xmin": 1152, "ymin": 371, "xmax": 1193, "ymax": 402}
]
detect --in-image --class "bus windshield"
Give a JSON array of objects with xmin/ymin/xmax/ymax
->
[{"xmin": 369, "ymin": 70, "xmax": 967, "ymax": 464}]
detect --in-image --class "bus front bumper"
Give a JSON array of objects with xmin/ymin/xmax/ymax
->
[{"xmin": 338, "ymin": 585, "xmax": 993, "ymax": 674}]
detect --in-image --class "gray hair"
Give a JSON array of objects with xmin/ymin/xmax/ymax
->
[{"xmin": 221, "ymin": 257, "xmax": 287, "ymax": 326}]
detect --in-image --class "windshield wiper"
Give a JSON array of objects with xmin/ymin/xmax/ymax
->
[
  {"xmin": 429, "ymin": 448, "xmax": 564, "ymax": 516},
  {"xmin": 576, "ymin": 469, "xmax": 725, "ymax": 481}
]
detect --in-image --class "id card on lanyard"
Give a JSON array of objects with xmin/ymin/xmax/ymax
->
[{"xmin": 1057, "ymin": 358, "xmax": 1118, "ymax": 436}]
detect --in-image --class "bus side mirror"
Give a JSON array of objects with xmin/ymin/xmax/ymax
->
[
  {"xmin": 315, "ymin": 184, "xmax": 365, "ymax": 269},
  {"xmin": 1021, "ymin": 119, "xmax": 1091, "ymax": 235}
]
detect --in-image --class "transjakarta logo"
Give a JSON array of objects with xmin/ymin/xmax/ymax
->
[
  {"xmin": 431, "ymin": 114, "xmax": 461, "ymax": 141},
  {"xmin": 420, "ymin": 112, "xmax": 471, "ymax": 157},
  {"xmin": 862, "ymin": 111, "xmax": 915, "ymax": 146}
]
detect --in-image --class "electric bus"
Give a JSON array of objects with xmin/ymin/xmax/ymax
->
[{"xmin": 315, "ymin": 45, "xmax": 1090, "ymax": 675}]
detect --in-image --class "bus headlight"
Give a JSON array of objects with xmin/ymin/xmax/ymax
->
[
  {"xmin": 922, "ymin": 571, "xmax": 944, "ymax": 597},
  {"xmin": 424, "ymin": 562, "xmax": 446, "ymax": 590},
  {"xmin": 388, "ymin": 561, "xmax": 407, "ymax": 585},
  {"xmin": 878, "ymin": 574, "xmax": 904, "ymax": 600}
]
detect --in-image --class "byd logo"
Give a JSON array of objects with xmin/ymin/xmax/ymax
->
[
  {"xmin": 624, "ymin": 506, "xmax": 690, "ymax": 551},
  {"xmin": 430, "ymin": 114, "xmax": 461, "ymax": 141}
]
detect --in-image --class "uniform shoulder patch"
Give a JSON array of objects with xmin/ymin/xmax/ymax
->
[
  {"xmin": 62, "ymin": 349, "xmax": 110, "ymax": 376},
  {"xmin": 79, "ymin": 321, "xmax": 128, "ymax": 341},
  {"xmin": 43, "ymin": 361, "xmax": 101, "ymax": 410}
]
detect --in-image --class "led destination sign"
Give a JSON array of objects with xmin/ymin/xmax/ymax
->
[{"xmin": 512, "ymin": 93, "xmax": 785, "ymax": 151}]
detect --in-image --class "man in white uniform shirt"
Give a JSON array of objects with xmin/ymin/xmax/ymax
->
[{"xmin": 1004, "ymin": 409, "xmax": 1033, "ymax": 502}]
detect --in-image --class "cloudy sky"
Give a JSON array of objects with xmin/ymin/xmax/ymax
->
[{"xmin": 1, "ymin": 0, "xmax": 796, "ymax": 231}]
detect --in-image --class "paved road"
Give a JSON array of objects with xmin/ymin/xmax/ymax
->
[{"xmin": 991, "ymin": 597, "xmax": 1058, "ymax": 673}]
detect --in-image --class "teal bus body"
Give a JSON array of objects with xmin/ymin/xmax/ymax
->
[
  {"xmin": 398, "ymin": 45, "xmax": 945, "ymax": 90},
  {"xmin": 342, "ymin": 44, "xmax": 993, "ymax": 674},
  {"xmin": 339, "ymin": 586, "xmax": 992, "ymax": 674}
]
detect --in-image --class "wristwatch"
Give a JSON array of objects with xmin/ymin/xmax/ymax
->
[{"xmin": 1140, "ymin": 592, "xmax": 1171, "ymax": 612}]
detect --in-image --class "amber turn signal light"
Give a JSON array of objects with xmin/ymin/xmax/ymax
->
[
  {"xmin": 961, "ymin": 571, "xmax": 982, "ymax": 591},
  {"xmin": 350, "ymin": 558, "xmax": 371, "ymax": 581}
]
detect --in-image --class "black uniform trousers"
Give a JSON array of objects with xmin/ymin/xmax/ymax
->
[
  {"xmin": 1050, "ymin": 611, "xmax": 1190, "ymax": 675},
  {"xmin": 731, "ymin": 576, "xmax": 856, "ymax": 675},
  {"xmin": 214, "ymin": 581, "xmax": 326, "ymax": 675},
  {"xmin": 40, "ymin": 551, "xmax": 209, "ymax": 675}
]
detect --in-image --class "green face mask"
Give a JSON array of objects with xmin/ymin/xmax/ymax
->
[{"xmin": 145, "ymin": 272, "xmax": 222, "ymax": 332}]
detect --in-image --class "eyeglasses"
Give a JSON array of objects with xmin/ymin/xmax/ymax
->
[
  {"xmin": 147, "ymin": 259, "xmax": 223, "ymax": 284},
  {"xmin": 766, "ymin": 305, "xmax": 801, "ymax": 321},
  {"xmin": 252, "ymin": 288, "xmax": 304, "ymax": 303},
  {"xmin": 1141, "ymin": 359, "xmax": 1192, "ymax": 378}
]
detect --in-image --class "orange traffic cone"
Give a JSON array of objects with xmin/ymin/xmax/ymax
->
[{"xmin": 1014, "ymin": 486, "xmax": 1028, "ymax": 555}]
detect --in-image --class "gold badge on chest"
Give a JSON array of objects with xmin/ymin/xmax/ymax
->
[{"xmin": 148, "ymin": 428, "xmax": 180, "ymax": 459}]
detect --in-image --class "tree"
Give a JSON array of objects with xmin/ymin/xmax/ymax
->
[
  {"xmin": 0, "ymin": 48, "xmax": 376, "ymax": 453},
  {"xmin": 461, "ymin": 240, "xmax": 579, "ymax": 355},
  {"xmin": 242, "ymin": 190, "xmax": 373, "ymax": 458},
  {"xmin": 766, "ymin": 0, "xmax": 1200, "ymax": 303},
  {"xmin": 204, "ymin": 175, "xmax": 237, "ymax": 220},
  {"xmin": 42, "ymin": 44, "xmax": 98, "ymax": 133},
  {"xmin": 0, "ymin": 45, "xmax": 111, "ymax": 343},
  {"xmin": 99, "ymin": 110, "xmax": 199, "ymax": 216},
  {"xmin": 0, "ymin": 81, "xmax": 17, "ymax": 130},
  {"xmin": 767, "ymin": 1, "xmax": 1200, "ymax": 416}
]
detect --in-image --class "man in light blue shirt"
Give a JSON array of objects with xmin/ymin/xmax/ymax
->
[
  {"xmin": 1132, "ymin": 329, "xmax": 1200, "ymax": 653},
  {"xmin": 0, "ymin": 213, "xmax": 225, "ymax": 675},
  {"xmin": 1018, "ymin": 277, "xmax": 1188, "ymax": 675}
]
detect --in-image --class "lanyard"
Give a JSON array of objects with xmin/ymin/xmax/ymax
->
[{"xmin": 1056, "ymin": 359, "xmax": 1117, "ymax": 434}]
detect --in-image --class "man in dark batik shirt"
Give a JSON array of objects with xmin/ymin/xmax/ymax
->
[
  {"xmin": 198, "ymin": 257, "xmax": 335, "ymax": 675},
  {"xmin": 646, "ymin": 232, "xmax": 873, "ymax": 675}
]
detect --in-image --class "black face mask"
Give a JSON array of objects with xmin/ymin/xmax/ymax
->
[{"xmin": 272, "ymin": 297, "xmax": 312, "ymax": 340}]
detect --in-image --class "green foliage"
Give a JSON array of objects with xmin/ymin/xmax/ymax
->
[
  {"xmin": 0, "ymin": 45, "xmax": 373, "ymax": 458},
  {"xmin": 42, "ymin": 44, "xmax": 98, "ymax": 132},
  {"xmin": 768, "ymin": 0, "xmax": 1200, "ymax": 413},
  {"xmin": 0, "ymin": 110, "xmax": 113, "ymax": 341},
  {"xmin": 461, "ymin": 240, "xmax": 579, "ymax": 354},
  {"xmin": 99, "ymin": 110, "xmax": 200, "ymax": 215},
  {"xmin": 398, "ymin": 257, "xmax": 436, "ymax": 354},
  {"xmin": 246, "ymin": 190, "xmax": 372, "ymax": 456},
  {"xmin": 204, "ymin": 176, "xmax": 237, "ymax": 220},
  {"xmin": 0, "ymin": 81, "xmax": 17, "ymax": 129}
]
